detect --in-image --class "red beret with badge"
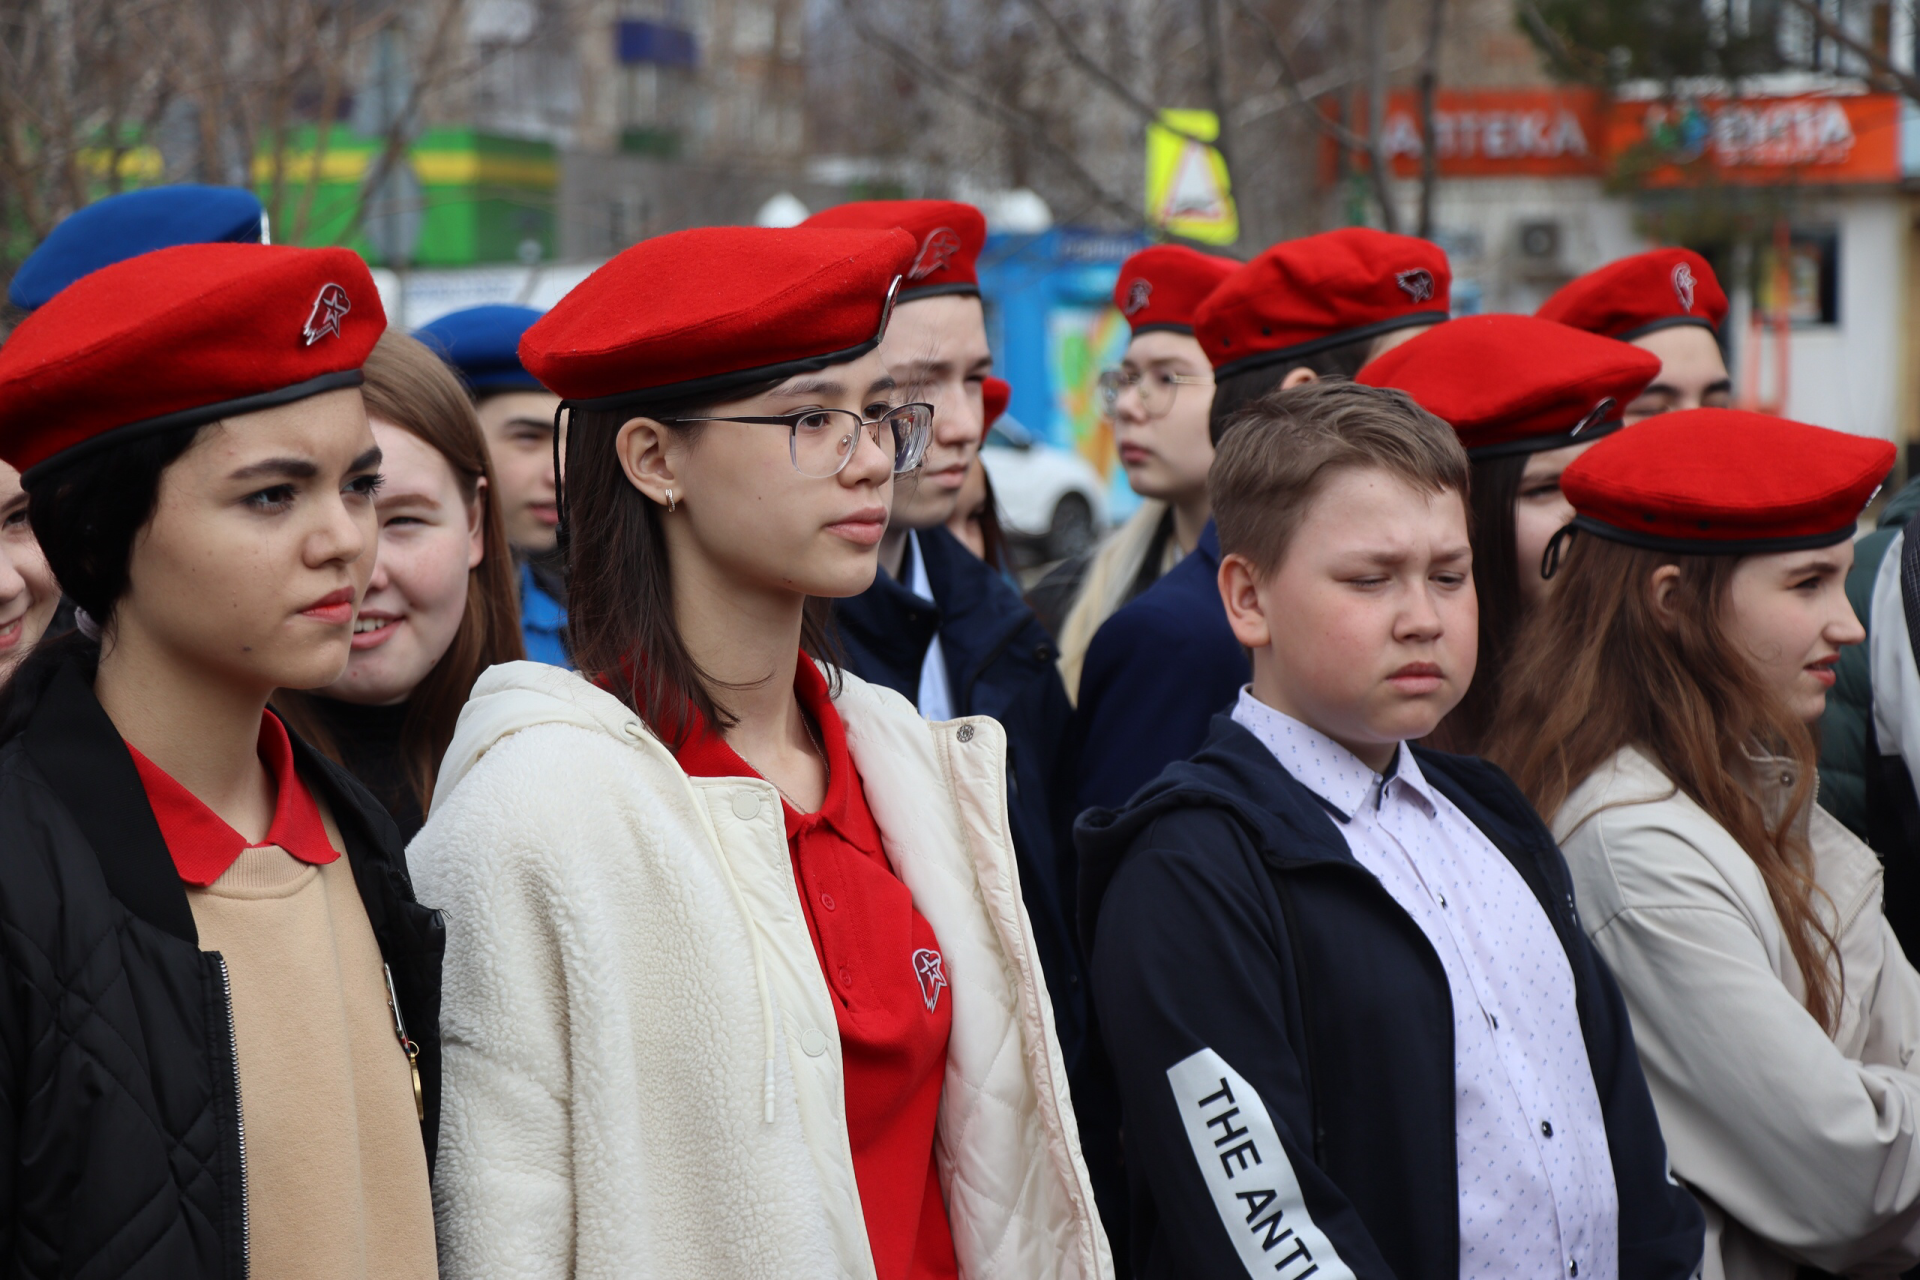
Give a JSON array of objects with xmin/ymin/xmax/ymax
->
[
  {"xmin": 801, "ymin": 199, "xmax": 986, "ymax": 302},
  {"xmin": 1358, "ymin": 314, "xmax": 1660, "ymax": 459},
  {"xmin": 983, "ymin": 376, "xmax": 1011, "ymax": 430},
  {"xmin": 1558, "ymin": 409, "xmax": 1893, "ymax": 560},
  {"xmin": 1194, "ymin": 227, "xmax": 1451, "ymax": 376},
  {"xmin": 520, "ymin": 226, "xmax": 915, "ymax": 406},
  {"xmin": 1537, "ymin": 248, "xmax": 1728, "ymax": 342},
  {"xmin": 0, "ymin": 242, "xmax": 384, "ymax": 478},
  {"xmin": 1113, "ymin": 244, "xmax": 1238, "ymax": 336}
]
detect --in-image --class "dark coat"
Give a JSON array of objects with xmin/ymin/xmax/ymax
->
[
  {"xmin": 1077, "ymin": 715, "xmax": 1705, "ymax": 1280},
  {"xmin": 1072, "ymin": 521, "xmax": 1248, "ymax": 814},
  {"xmin": 0, "ymin": 652, "xmax": 445, "ymax": 1278},
  {"xmin": 833, "ymin": 525, "xmax": 1085, "ymax": 1065}
]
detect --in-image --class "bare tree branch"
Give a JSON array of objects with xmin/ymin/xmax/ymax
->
[
  {"xmin": 1416, "ymin": 0, "xmax": 1445, "ymax": 238},
  {"xmin": 841, "ymin": 0, "xmax": 1150, "ymax": 232},
  {"xmin": 1779, "ymin": 0, "xmax": 1920, "ymax": 101},
  {"xmin": 1226, "ymin": 0, "xmax": 1372, "ymax": 150},
  {"xmin": 1011, "ymin": 0, "xmax": 1215, "ymax": 146}
]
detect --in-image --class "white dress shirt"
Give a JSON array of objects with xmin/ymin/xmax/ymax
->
[
  {"xmin": 1232, "ymin": 690, "xmax": 1619, "ymax": 1280},
  {"xmin": 904, "ymin": 531, "xmax": 954, "ymax": 721}
]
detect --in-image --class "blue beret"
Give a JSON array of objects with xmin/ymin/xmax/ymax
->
[
  {"xmin": 414, "ymin": 305, "xmax": 548, "ymax": 394},
  {"xmin": 8, "ymin": 185, "xmax": 266, "ymax": 311}
]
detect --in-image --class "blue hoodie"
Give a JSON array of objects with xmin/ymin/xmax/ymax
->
[{"xmin": 1076, "ymin": 714, "xmax": 1704, "ymax": 1280}]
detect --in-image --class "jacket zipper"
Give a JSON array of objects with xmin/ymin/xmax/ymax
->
[{"xmin": 214, "ymin": 953, "xmax": 251, "ymax": 1279}]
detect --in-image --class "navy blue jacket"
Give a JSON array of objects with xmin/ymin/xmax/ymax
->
[
  {"xmin": 1074, "ymin": 521, "xmax": 1248, "ymax": 813},
  {"xmin": 833, "ymin": 526, "xmax": 1085, "ymax": 1066},
  {"xmin": 1078, "ymin": 716, "xmax": 1704, "ymax": 1280}
]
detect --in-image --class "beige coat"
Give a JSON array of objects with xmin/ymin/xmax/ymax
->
[
  {"xmin": 1556, "ymin": 746, "xmax": 1920, "ymax": 1280},
  {"xmin": 410, "ymin": 660, "xmax": 1110, "ymax": 1280}
]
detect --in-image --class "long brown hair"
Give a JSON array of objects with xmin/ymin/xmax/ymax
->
[
  {"xmin": 562, "ymin": 395, "xmax": 839, "ymax": 748},
  {"xmin": 1485, "ymin": 534, "xmax": 1840, "ymax": 1028},
  {"xmin": 275, "ymin": 330, "xmax": 524, "ymax": 810},
  {"xmin": 1427, "ymin": 453, "xmax": 1527, "ymax": 753}
]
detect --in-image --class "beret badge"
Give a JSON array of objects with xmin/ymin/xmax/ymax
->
[
  {"xmin": 908, "ymin": 227, "xmax": 962, "ymax": 281},
  {"xmin": 302, "ymin": 283, "xmax": 351, "ymax": 346}
]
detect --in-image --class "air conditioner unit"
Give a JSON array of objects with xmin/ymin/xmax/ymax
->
[{"xmin": 1517, "ymin": 220, "xmax": 1563, "ymax": 262}]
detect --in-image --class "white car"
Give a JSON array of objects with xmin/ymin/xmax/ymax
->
[{"xmin": 979, "ymin": 414, "xmax": 1108, "ymax": 561}]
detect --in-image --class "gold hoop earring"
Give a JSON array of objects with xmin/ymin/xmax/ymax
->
[{"xmin": 665, "ymin": 489, "xmax": 676, "ymax": 513}]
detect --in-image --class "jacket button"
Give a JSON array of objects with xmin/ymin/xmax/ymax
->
[
  {"xmin": 821, "ymin": 892, "xmax": 836, "ymax": 911},
  {"xmin": 956, "ymin": 724, "xmax": 975, "ymax": 743},
  {"xmin": 801, "ymin": 1028, "xmax": 828, "ymax": 1057},
  {"xmin": 731, "ymin": 791, "xmax": 761, "ymax": 820},
  {"xmin": 1541, "ymin": 1120, "xmax": 1554, "ymax": 1138}
]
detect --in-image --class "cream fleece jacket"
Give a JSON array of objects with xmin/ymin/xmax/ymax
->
[{"xmin": 410, "ymin": 660, "xmax": 1110, "ymax": 1280}]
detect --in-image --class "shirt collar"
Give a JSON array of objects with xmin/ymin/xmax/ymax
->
[
  {"xmin": 671, "ymin": 654, "xmax": 859, "ymax": 841},
  {"xmin": 1229, "ymin": 687, "xmax": 1434, "ymax": 822},
  {"xmin": 126, "ymin": 711, "xmax": 339, "ymax": 887}
]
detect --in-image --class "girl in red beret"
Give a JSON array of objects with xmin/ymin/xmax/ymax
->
[
  {"xmin": 409, "ymin": 226, "xmax": 1109, "ymax": 1280},
  {"xmin": 272, "ymin": 330, "xmax": 525, "ymax": 842},
  {"xmin": 1488, "ymin": 409, "xmax": 1920, "ymax": 1280},
  {"xmin": 0, "ymin": 244, "xmax": 441, "ymax": 1279}
]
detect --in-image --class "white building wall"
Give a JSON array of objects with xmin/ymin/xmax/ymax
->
[
  {"xmin": 1727, "ymin": 194, "xmax": 1907, "ymax": 442},
  {"xmin": 1396, "ymin": 176, "xmax": 1910, "ymax": 444}
]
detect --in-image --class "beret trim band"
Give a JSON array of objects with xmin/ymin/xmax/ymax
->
[
  {"xmin": 1214, "ymin": 310, "xmax": 1449, "ymax": 379},
  {"xmin": 1467, "ymin": 415, "xmax": 1624, "ymax": 461},
  {"xmin": 898, "ymin": 281, "xmax": 980, "ymax": 303},
  {"xmin": 1617, "ymin": 314, "xmax": 1718, "ymax": 343},
  {"xmin": 1128, "ymin": 321, "xmax": 1197, "ymax": 337},
  {"xmin": 23, "ymin": 368, "xmax": 366, "ymax": 487},
  {"xmin": 1569, "ymin": 511, "xmax": 1858, "ymax": 556}
]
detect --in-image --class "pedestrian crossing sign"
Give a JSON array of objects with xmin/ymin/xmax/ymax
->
[{"xmin": 1145, "ymin": 109, "xmax": 1239, "ymax": 246}]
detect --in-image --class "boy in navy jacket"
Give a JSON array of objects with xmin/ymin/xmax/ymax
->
[{"xmin": 1078, "ymin": 380, "xmax": 1702, "ymax": 1280}]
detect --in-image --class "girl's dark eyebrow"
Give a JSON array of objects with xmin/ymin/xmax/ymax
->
[{"xmin": 229, "ymin": 457, "xmax": 317, "ymax": 483}]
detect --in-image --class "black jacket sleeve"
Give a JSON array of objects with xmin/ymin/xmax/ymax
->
[{"xmin": 1090, "ymin": 809, "xmax": 1392, "ymax": 1280}]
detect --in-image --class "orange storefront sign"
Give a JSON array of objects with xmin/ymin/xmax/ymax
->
[
  {"xmin": 1605, "ymin": 93, "xmax": 1900, "ymax": 185},
  {"xmin": 1344, "ymin": 88, "xmax": 1903, "ymax": 185},
  {"xmin": 1373, "ymin": 89, "xmax": 1607, "ymax": 177}
]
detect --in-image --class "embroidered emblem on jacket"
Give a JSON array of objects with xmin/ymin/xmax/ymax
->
[
  {"xmin": 913, "ymin": 947, "xmax": 947, "ymax": 1011},
  {"xmin": 1395, "ymin": 268, "xmax": 1435, "ymax": 303},
  {"xmin": 1123, "ymin": 278, "xmax": 1153, "ymax": 315},
  {"xmin": 908, "ymin": 228, "xmax": 962, "ymax": 280},
  {"xmin": 303, "ymin": 283, "xmax": 352, "ymax": 345},
  {"xmin": 1672, "ymin": 261, "xmax": 1697, "ymax": 313}
]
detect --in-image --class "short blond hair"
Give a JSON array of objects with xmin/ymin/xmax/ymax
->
[{"xmin": 1209, "ymin": 379, "xmax": 1468, "ymax": 575}]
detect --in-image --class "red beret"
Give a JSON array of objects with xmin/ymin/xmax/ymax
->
[
  {"xmin": 1114, "ymin": 245, "xmax": 1238, "ymax": 335},
  {"xmin": 520, "ymin": 226, "xmax": 915, "ymax": 406},
  {"xmin": 801, "ymin": 200, "xmax": 986, "ymax": 302},
  {"xmin": 983, "ymin": 376, "xmax": 1011, "ymax": 430},
  {"xmin": 1561, "ymin": 409, "xmax": 1893, "ymax": 555},
  {"xmin": 1358, "ymin": 315, "xmax": 1659, "ymax": 459},
  {"xmin": 1537, "ymin": 248, "xmax": 1728, "ymax": 342},
  {"xmin": 1195, "ymin": 228, "xmax": 1451, "ymax": 377},
  {"xmin": 0, "ymin": 243, "xmax": 383, "ymax": 478}
]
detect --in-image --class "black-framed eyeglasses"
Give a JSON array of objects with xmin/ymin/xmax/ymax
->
[
  {"xmin": 1097, "ymin": 367, "xmax": 1212, "ymax": 419},
  {"xmin": 659, "ymin": 402, "xmax": 935, "ymax": 478}
]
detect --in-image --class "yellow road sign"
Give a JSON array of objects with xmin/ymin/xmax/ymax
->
[{"xmin": 1145, "ymin": 109, "xmax": 1239, "ymax": 246}]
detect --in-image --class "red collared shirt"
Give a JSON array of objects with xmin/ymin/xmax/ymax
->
[
  {"xmin": 676, "ymin": 658, "xmax": 958, "ymax": 1280},
  {"xmin": 126, "ymin": 712, "xmax": 338, "ymax": 886}
]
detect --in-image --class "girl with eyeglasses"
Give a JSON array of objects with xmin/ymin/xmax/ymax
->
[
  {"xmin": 411, "ymin": 227, "xmax": 1109, "ymax": 1280},
  {"xmin": 1033, "ymin": 246, "xmax": 1234, "ymax": 702}
]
